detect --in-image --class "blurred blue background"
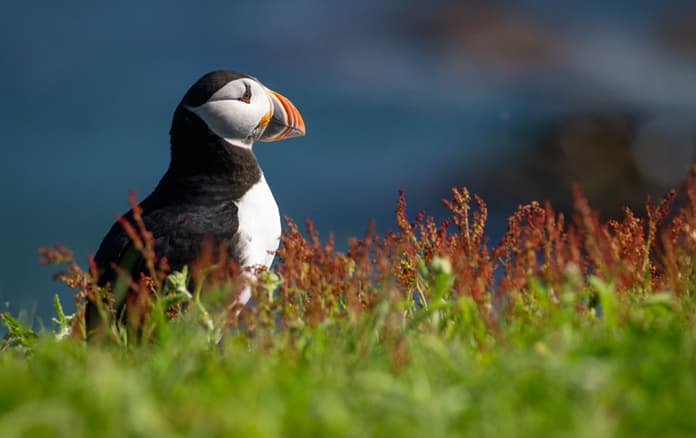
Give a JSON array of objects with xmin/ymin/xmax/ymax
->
[{"xmin": 2, "ymin": 0, "xmax": 695, "ymax": 323}]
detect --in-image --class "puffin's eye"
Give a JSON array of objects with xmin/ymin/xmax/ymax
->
[{"xmin": 239, "ymin": 83, "xmax": 252, "ymax": 104}]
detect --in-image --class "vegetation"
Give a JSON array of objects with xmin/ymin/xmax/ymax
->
[{"xmin": 2, "ymin": 166, "xmax": 696, "ymax": 437}]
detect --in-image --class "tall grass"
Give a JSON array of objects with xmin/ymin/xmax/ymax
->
[{"xmin": 1, "ymin": 166, "xmax": 695, "ymax": 436}]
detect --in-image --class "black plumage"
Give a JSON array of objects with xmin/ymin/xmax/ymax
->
[{"xmin": 92, "ymin": 146, "xmax": 260, "ymax": 286}]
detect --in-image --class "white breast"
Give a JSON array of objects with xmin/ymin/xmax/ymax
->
[{"xmin": 234, "ymin": 174, "xmax": 281, "ymax": 269}]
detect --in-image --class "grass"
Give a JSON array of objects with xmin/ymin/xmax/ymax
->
[{"xmin": 1, "ymin": 167, "xmax": 696, "ymax": 437}]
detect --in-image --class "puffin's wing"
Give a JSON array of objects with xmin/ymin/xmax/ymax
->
[
  {"xmin": 93, "ymin": 204, "xmax": 240, "ymax": 286},
  {"xmin": 87, "ymin": 203, "xmax": 241, "ymax": 330},
  {"xmin": 87, "ymin": 211, "xmax": 205, "ymax": 330}
]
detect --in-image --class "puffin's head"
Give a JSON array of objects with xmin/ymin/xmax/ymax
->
[{"xmin": 173, "ymin": 70, "xmax": 305, "ymax": 149}]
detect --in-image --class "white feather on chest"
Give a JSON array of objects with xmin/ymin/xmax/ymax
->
[{"xmin": 233, "ymin": 173, "xmax": 281, "ymax": 269}]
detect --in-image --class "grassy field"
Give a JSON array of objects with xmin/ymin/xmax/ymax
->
[{"xmin": 2, "ymin": 171, "xmax": 696, "ymax": 437}]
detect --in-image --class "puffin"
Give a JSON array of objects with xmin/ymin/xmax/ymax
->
[{"xmin": 87, "ymin": 70, "xmax": 305, "ymax": 330}]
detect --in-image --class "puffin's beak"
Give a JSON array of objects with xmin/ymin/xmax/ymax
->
[{"xmin": 259, "ymin": 88, "xmax": 306, "ymax": 142}]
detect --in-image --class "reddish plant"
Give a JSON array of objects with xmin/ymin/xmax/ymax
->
[{"xmin": 39, "ymin": 165, "xmax": 696, "ymax": 340}]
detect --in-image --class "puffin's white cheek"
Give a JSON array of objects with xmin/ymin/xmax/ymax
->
[{"xmin": 188, "ymin": 100, "xmax": 258, "ymax": 143}]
